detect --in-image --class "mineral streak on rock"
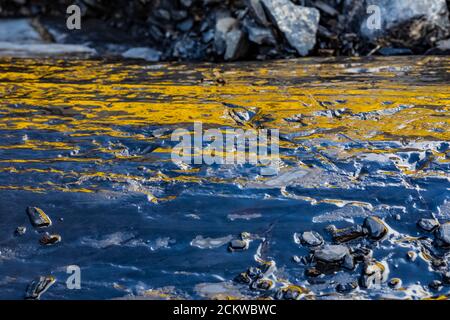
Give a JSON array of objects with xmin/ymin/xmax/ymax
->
[
  {"xmin": 26, "ymin": 206, "xmax": 52, "ymax": 228},
  {"xmin": 39, "ymin": 232, "xmax": 61, "ymax": 246},
  {"xmin": 25, "ymin": 276, "xmax": 56, "ymax": 300}
]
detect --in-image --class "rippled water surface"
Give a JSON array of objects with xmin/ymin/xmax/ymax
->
[{"xmin": 0, "ymin": 56, "xmax": 449, "ymax": 299}]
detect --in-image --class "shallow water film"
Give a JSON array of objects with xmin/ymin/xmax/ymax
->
[{"xmin": 0, "ymin": 56, "xmax": 449, "ymax": 300}]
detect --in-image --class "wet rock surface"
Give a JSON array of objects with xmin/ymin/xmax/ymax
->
[
  {"xmin": 363, "ymin": 217, "xmax": 388, "ymax": 240},
  {"xmin": 26, "ymin": 207, "xmax": 52, "ymax": 228},
  {"xmin": 0, "ymin": 57, "xmax": 449, "ymax": 299},
  {"xmin": 435, "ymin": 223, "xmax": 450, "ymax": 248}
]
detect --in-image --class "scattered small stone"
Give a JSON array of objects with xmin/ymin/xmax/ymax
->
[
  {"xmin": 336, "ymin": 281, "xmax": 358, "ymax": 293},
  {"xmin": 388, "ymin": 278, "xmax": 402, "ymax": 289},
  {"xmin": 26, "ymin": 206, "xmax": 52, "ymax": 228},
  {"xmin": 228, "ymin": 232, "xmax": 251, "ymax": 252},
  {"xmin": 429, "ymin": 280, "xmax": 443, "ymax": 291},
  {"xmin": 417, "ymin": 218, "xmax": 440, "ymax": 232},
  {"xmin": 250, "ymin": 278, "xmax": 275, "ymax": 291},
  {"xmin": 39, "ymin": 233, "xmax": 61, "ymax": 246},
  {"xmin": 25, "ymin": 276, "xmax": 56, "ymax": 300},
  {"xmin": 15, "ymin": 226, "xmax": 26, "ymax": 236},
  {"xmin": 305, "ymin": 267, "xmax": 321, "ymax": 278},
  {"xmin": 363, "ymin": 217, "xmax": 388, "ymax": 240},
  {"xmin": 276, "ymin": 285, "xmax": 310, "ymax": 300},
  {"xmin": 434, "ymin": 222, "xmax": 450, "ymax": 248},
  {"xmin": 228, "ymin": 239, "xmax": 248, "ymax": 252},
  {"xmin": 407, "ymin": 251, "xmax": 417, "ymax": 262},
  {"xmin": 297, "ymin": 231, "xmax": 324, "ymax": 247},
  {"xmin": 360, "ymin": 260, "xmax": 389, "ymax": 289}
]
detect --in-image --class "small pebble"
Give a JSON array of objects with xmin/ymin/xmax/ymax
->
[
  {"xmin": 15, "ymin": 226, "xmax": 26, "ymax": 236},
  {"xmin": 363, "ymin": 217, "xmax": 388, "ymax": 240},
  {"xmin": 388, "ymin": 278, "xmax": 402, "ymax": 289},
  {"xmin": 434, "ymin": 222, "xmax": 450, "ymax": 247},
  {"xmin": 298, "ymin": 231, "xmax": 323, "ymax": 247},
  {"xmin": 407, "ymin": 251, "xmax": 417, "ymax": 262},
  {"xmin": 429, "ymin": 280, "xmax": 443, "ymax": 291},
  {"xmin": 39, "ymin": 233, "xmax": 61, "ymax": 246}
]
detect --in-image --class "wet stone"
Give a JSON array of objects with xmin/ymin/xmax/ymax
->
[
  {"xmin": 388, "ymin": 278, "xmax": 402, "ymax": 289},
  {"xmin": 434, "ymin": 222, "xmax": 450, "ymax": 248},
  {"xmin": 442, "ymin": 272, "xmax": 450, "ymax": 285},
  {"xmin": 276, "ymin": 285, "xmax": 309, "ymax": 300},
  {"xmin": 360, "ymin": 260, "xmax": 389, "ymax": 289},
  {"xmin": 121, "ymin": 47, "xmax": 161, "ymax": 62},
  {"xmin": 250, "ymin": 278, "xmax": 274, "ymax": 291},
  {"xmin": 342, "ymin": 254, "xmax": 355, "ymax": 270},
  {"xmin": 417, "ymin": 218, "xmax": 440, "ymax": 232},
  {"xmin": 336, "ymin": 281, "xmax": 358, "ymax": 293},
  {"xmin": 298, "ymin": 231, "xmax": 323, "ymax": 247},
  {"xmin": 228, "ymin": 234, "xmax": 250, "ymax": 252},
  {"xmin": 313, "ymin": 245, "xmax": 350, "ymax": 264},
  {"xmin": 305, "ymin": 267, "xmax": 321, "ymax": 278},
  {"xmin": 25, "ymin": 276, "xmax": 56, "ymax": 300},
  {"xmin": 429, "ymin": 280, "xmax": 443, "ymax": 291},
  {"xmin": 26, "ymin": 206, "xmax": 52, "ymax": 228},
  {"xmin": 363, "ymin": 217, "xmax": 388, "ymax": 240},
  {"xmin": 15, "ymin": 226, "xmax": 26, "ymax": 236},
  {"xmin": 327, "ymin": 224, "xmax": 366, "ymax": 243},
  {"xmin": 39, "ymin": 233, "xmax": 61, "ymax": 246},
  {"xmin": 407, "ymin": 251, "xmax": 417, "ymax": 262}
]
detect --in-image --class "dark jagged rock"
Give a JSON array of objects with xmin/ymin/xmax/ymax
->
[
  {"xmin": 363, "ymin": 217, "xmax": 388, "ymax": 240},
  {"xmin": 25, "ymin": 276, "xmax": 56, "ymax": 300},
  {"xmin": 261, "ymin": 0, "xmax": 320, "ymax": 56},
  {"xmin": 26, "ymin": 206, "xmax": 52, "ymax": 228}
]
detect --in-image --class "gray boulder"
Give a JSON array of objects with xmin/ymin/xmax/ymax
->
[{"xmin": 261, "ymin": 0, "xmax": 320, "ymax": 56}]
